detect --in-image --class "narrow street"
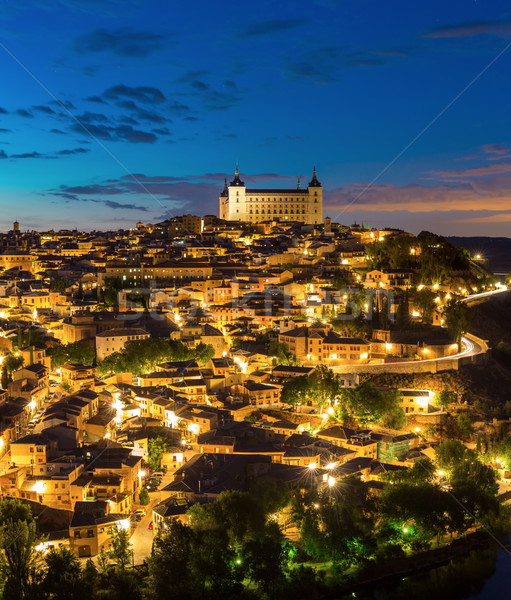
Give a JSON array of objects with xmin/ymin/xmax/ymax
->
[{"xmin": 129, "ymin": 470, "xmax": 174, "ymax": 565}]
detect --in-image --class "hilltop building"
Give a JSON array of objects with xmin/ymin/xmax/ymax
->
[{"xmin": 219, "ymin": 166, "xmax": 322, "ymax": 225}]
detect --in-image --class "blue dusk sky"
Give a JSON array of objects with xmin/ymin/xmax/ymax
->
[{"xmin": 1, "ymin": 0, "xmax": 511, "ymax": 236}]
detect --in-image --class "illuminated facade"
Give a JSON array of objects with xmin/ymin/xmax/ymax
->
[{"xmin": 219, "ymin": 166, "xmax": 323, "ymax": 225}]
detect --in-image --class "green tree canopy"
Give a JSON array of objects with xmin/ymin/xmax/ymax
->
[
  {"xmin": 339, "ymin": 381, "xmax": 404, "ymax": 427},
  {"xmin": 48, "ymin": 341, "xmax": 95, "ymax": 370},
  {"xmin": 97, "ymin": 338, "xmax": 202, "ymax": 377},
  {"xmin": 444, "ymin": 299, "xmax": 471, "ymax": 351}
]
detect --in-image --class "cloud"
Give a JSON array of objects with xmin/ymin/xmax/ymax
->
[
  {"xmin": 169, "ymin": 101, "xmax": 191, "ymax": 115},
  {"xmin": 424, "ymin": 19, "xmax": 511, "ymax": 39},
  {"xmin": 50, "ymin": 128, "xmax": 66, "ymax": 134},
  {"xmin": 10, "ymin": 151, "xmax": 46, "ymax": 159},
  {"xmin": 286, "ymin": 46, "xmax": 407, "ymax": 83},
  {"xmin": 0, "ymin": 128, "xmax": 11, "ymax": 133},
  {"xmin": 46, "ymin": 171, "xmax": 300, "ymax": 218},
  {"xmin": 103, "ymin": 84, "xmax": 166, "ymax": 104},
  {"xmin": 4, "ymin": 147, "xmax": 91, "ymax": 160},
  {"xmin": 101, "ymin": 200, "xmax": 148, "ymax": 210},
  {"xmin": 433, "ymin": 162, "xmax": 511, "ymax": 178},
  {"xmin": 190, "ymin": 80, "xmax": 210, "ymax": 91},
  {"xmin": 116, "ymin": 100, "xmax": 169, "ymax": 124},
  {"xmin": 51, "ymin": 99, "xmax": 76, "ymax": 110},
  {"xmin": 200, "ymin": 90, "xmax": 240, "ymax": 111},
  {"xmin": 323, "ymin": 175, "xmax": 511, "ymax": 216},
  {"xmin": 0, "ymin": 107, "xmax": 8, "ymax": 114},
  {"xmin": 73, "ymin": 28, "xmax": 166, "ymax": 57},
  {"xmin": 175, "ymin": 70, "xmax": 210, "ymax": 83},
  {"xmin": 56, "ymin": 147, "xmax": 90, "ymax": 155},
  {"xmin": 482, "ymin": 143, "xmax": 510, "ymax": 155},
  {"xmin": 32, "ymin": 105, "xmax": 57, "ymax": 115},
  {"xmin": 152, "ymin": 127, "xmax": 171, "ymax": 135},
  {"xmin": 444, "ymin": 211, "xmax": 511, "ymax": 224},
  {"xmin": 75, "ymin": 111, "xmax": 110, "ymax": 123},
  {"xmin": 71, "ymin": 121, "xmax": 157, "ymax": 143},
  {"xmin": 85, "ymin": 95, "xmax": 107, "ymax": 104},
  {"xmin": 240, "ymin": 18, "xmax": 307, "ymax": 37},
  {"xmin": 0, "ymin": 150, "xmax": 7, "ymax": 159},
  {"xmin": 52, "ymin": 57, "xmax": 100, "ymax": 77},
  {"xmin": 16, "ymin": 109, "xmax": 33, "ymax": 118}
]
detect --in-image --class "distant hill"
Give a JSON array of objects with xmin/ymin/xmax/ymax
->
[{"xmin": 447, "ymin": 237, "xmax": 511, "ymax": 274}]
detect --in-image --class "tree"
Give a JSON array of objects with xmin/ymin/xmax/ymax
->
[
  {"xmin": 413, "ymin": 288, "xmax": 436, "ymax": 324},
  {"xmin": 280, "ymin": 375, "xmax": 312, "ymax": 408},
  {"xmin": 395, "ymin": 289, "xmax": 410, "ymax": 329},
  {"xmin": 380, "ymin": 482, "xmax": 452, "ymax": 547},
  {"xmin": 49, "ymin": 279, "xmax": 72, "ymax": 294},
  {"xmin": 308, "ymin": 365, "xmax": 341, "ymax": 408},
  {"xmin": 435, "ymin": 439, "xmax": 470, "ymax": 471},
  {"xmin": 1, "ymin": 366, "xmax": 8, "ymax": 390},
  {"xmin": 340, "ymin": 381, "xmax": 403, "ymax": 427},
  {"xmin": 241, "ymin": 521, "xmax": 287, "ymax": 596},
  {"xmin": 268, "ymin": 341, "xmax": 300, "ymax": 366},
  {"xmin": 48, "ymin": 342, "xmax": 95, "ymax": 370},
  {"xmin": 148, "ymin": 436, "xmax": 169, "ymax": 470},
  {"xmin": 145, "ymin": 520, "xmax": 196, "ymax": 600},
  {"xmin": 3, "ymin": 353, "xmax": 24, "ymax": 377},
  {"xmin": 0, "ymin": 499, "xmax": 43, "ymax": 600},
  {"xmin": 139, "ymin": 488, "xmax": 150, "ymax": 506},
  {"xmin": 444, "ymin": 299, "xmax": 471, "ymax": 352},
  {"xmin": 42, "ymin": 546, "xmax": 88, "ymax": 599},
  {"xmin": 188, "ymin": 490, "xmax": 266, "ymax": 548},
  {"xmin": 381, "ymin": 458, "xmax": 437, "ymax": 485},
  {"xmin": 290, "ymin": 476, "xmax": 378, "ymax": 569},
  {"xmin": 97, "ymin": 338, "xmax": 195, "ymax": 377},
  {"xmin": 433, "ymin": 390, "xmax": 457, "ymax": 410},
  {"xmin": 108, "ymin": 525, "xmax": 132, "ymax": 571},
  {"xmin": 194, "ymin": 342, "xmax": 215, "ymax": 367}
]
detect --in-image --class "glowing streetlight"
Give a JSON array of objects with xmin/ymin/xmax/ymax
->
[{"xmin": 32, "ymin": 481, "xmax": 46, "ymax": 494}]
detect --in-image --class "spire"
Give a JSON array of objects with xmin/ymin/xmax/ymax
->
[
  {"xmin": 297, "ymin": 177, "xmax": 301, "ymax": 189},
  {"xmin": 220, "ymin": 177, "xmax": 228, "ymax": 197},
  {"xmin": 308, "ymin": 165, "xmax": 321, "ymax": 187},
  {"xmin": 230, "ymin": 163, "xmax": 245, "ymax": 187}
]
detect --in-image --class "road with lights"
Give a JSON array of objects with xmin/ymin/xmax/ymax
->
[{"xmin": 460, "ymin": 287, "xmax": 509, "ymax": 304}]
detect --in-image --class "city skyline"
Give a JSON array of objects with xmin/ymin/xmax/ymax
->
[{"xmin": 1, "ymin": 0, "xmax": 511, "ymax": 235}]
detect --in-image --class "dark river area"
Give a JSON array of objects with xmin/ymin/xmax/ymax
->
[{"xmin": 337, "ymin": 539, "xmax": 511, "ymax": 600}]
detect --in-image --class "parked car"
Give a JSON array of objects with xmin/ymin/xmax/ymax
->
[
  {"xmin": 145, "ymin": 478, "xmax": 160, "ymax": 492},
  {"xmin": 133, "ymin": 508, "xmax": 146, "ymax": 517},
  {"xmin": 152, "ymin": 470, "xmax": 165, "ymax": 479},
  {"xmin": 148, "ymin": 521, "xmax": 154, "ymax": 530}
]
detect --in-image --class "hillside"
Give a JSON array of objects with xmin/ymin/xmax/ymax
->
[
  {"xmin": 469, "ymin": 290, "xmax": 511, "ymax": 347},
  {"xmin": 361, "ymin": 362, "xmax": 511, "ymax": 408},
  {"xmin": 447, "ymin": 236, "xmax": 511, "ymax": 274},
  {"xmin": 362, "ymin": 291, "xmax": 511, "ymax": 410}
]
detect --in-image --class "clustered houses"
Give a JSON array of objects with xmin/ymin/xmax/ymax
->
[{"xmin": 0, "ymin": 198, "xmax": 492, "ymax": 558}]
